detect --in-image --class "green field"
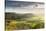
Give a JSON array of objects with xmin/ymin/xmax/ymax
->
[{"xmin": 5, "ymin": 13, "xmax": 44, "ymax": 31}]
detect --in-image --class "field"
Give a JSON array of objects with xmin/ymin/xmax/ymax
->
[{"xmin": 5, "ymin": 13, "xmax": 44, "ymax": 31}]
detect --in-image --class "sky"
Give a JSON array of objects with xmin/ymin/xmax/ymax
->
[
  {"xmin": 5, "ymin": 0, "xmax": 44, "ymax": 16},
  {"xmin": 5, "ymin": 0, "xmax": 44, "ymax": 8},
  {"xmin": 8, "ymin": 0, "xmax": 38, "ymax": 1}
]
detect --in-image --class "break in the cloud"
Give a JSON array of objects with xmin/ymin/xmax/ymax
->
[{"xmin": 6, "ymin": 8, "xmax": 44, "ymax": 16}]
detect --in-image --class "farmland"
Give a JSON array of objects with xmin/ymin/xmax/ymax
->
[{"xmin": 5, "ymin": 13, "xmax": 44, "ymax": 31}]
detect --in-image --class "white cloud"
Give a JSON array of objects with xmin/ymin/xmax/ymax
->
[{"xmin": 6, "ymin": 8, "xmax": 44, "ymax": 16}]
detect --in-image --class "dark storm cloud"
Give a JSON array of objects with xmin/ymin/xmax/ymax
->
[{"xmin": 5, "ymin": 0, "xmax": 44, "ymax": 8}]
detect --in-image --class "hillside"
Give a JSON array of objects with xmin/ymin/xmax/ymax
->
[
  {"xmin": 5, "ymin": 12, "xmax": 35, "ymax": 20},
  {"xmin": 5, "ymin": 12, "xmax": 44, "ymax": 30}
]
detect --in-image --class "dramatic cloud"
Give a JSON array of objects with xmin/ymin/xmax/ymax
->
[
  {"xmin": 5, "ymin": 1, "xmax": 44, "ymax": 8},
  {"xmin": 5, "ymin": 0, "xmax": 44, "ymax": 16}
]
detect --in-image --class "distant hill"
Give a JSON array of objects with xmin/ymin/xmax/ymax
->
[{"xmin": 5, "ymin": 12, "xmax": 35, "ymax": 20}]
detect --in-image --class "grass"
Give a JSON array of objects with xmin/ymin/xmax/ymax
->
[{"xmin": 5, "ymin": 16, "xmax": 44, "ymax": 31}]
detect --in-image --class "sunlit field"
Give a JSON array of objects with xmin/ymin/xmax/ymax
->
[{"xmin": 5, "ymin": 13, "xmax": 44, "ymax": 31}]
